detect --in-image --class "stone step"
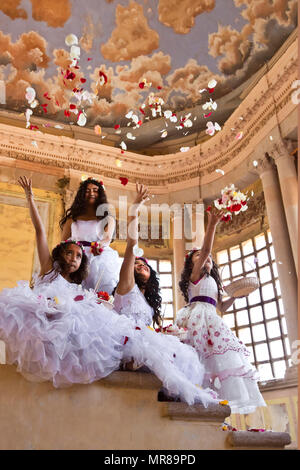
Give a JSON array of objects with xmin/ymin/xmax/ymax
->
[{"xmin": 226, "ymin": 430, "xmax": 292, "ymax": 450}]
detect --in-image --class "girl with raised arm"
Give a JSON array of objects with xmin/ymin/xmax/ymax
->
[
  {"xmin": 113, "ymin": 184, "xmax": 219, "ymax": 406},
  {"xmin": 60, "ymin": 177, "xmax": 120, "ymax": 294},
  {"xmin": 176, "ymin": 207, "xmax": 266, "ymax": 414}
]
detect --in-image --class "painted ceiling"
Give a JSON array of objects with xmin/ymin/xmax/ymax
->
[{"xmin": 0, "ymin": 0, "xmax": 297, "ymax": 154}]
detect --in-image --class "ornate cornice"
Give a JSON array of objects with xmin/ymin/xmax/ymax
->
[{"xmin": 0, "ymin": 38, "xmax": 297, "ymax": 192}]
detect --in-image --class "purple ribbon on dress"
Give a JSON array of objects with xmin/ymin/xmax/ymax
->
[
  {"xmin": 190, "ymin": 295, "xmax": 217, "ymax": 307},
  {"xmin": 78, "ymin": 241, "xmax": 92, "ymax": 247}
]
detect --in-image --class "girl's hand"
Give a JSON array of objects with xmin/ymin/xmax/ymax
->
[
  {"xmin": 18, "ymin": 176, "xmax": 33, "ymax": 199},
  {"xmin": 133, "ymin": 183, "xmax": 150, "ymax": 207},
  {"xmin": 207, "ymin": 205, "xmax": 225, "ymax": 226}
]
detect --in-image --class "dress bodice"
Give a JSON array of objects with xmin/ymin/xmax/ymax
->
[
  {"xmin": 113, "ymin": 284, "xmax": 154, "ymax": 326},
  {"xmin": 188, "ymin": 275, "xmax": 219, "ymax": 302},
  {"xmin": 71, "ymin": 219, "xmax": 106, "ymax": 243}
]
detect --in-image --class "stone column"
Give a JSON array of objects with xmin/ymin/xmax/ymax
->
[
  {"xmin": 254, "ymin": 155, "xmax": 298, "ymax": 349},
  {"xmin": 172, "ymin": 207, "xmax": 186, "ymax": 312},
  {"xmin": 269, "ymin": 139, "xmax": 298, "ymax": 274},
  {"xmin": 184, "ymin": 200, "xmax": 205, "ymax": 251}
]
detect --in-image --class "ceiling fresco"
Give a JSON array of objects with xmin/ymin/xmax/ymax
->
[{"xmin": 0, "ymin": 0, "xmax": 297, "ymax": 153}]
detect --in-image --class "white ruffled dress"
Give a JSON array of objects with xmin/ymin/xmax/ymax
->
[
  {"xmin": 114, "ymin": 284, "xmax": 219, "ymax": 405},
  {"xmin": 0, "ymin": 274, "xmax": 218, "ymax": 406},
  {"xmin": 71, "ymin": 219, "xmax": 120, "ymax": 294},
  {"xmin": 175, "ymin": 275, "xmax": 266, "ymax": 414}
]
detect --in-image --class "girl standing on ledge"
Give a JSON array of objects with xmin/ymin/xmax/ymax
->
[
  {"xmin": 60, "ymin": 177, "xmax": 120, "ymax": 294},
  {"xmin": 176, "ymin": 206, "xmax": 266, "ymax": 414}
]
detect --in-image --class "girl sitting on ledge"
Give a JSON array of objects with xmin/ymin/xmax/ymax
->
[{"xmin": 0, "ymin": 176, "xmax": 218, "ymax": 407}]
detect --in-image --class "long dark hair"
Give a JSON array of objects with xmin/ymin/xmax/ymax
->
[
  {"xmin": 134, "ymin": 257, "xmax": 162, "ymax": 327},
  {"xmin": 45, "ymin": 241, "xmax": 89, "ymax": 284},
  {"xmin": 179, "ymin": 250, "xmax": 223, "ymax": 303},
  {"xmin": 59, "ymin": 178, "xmax": 109, "ymax": 229}
]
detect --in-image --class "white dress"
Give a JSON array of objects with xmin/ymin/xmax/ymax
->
[
  {"xmin": 175, "ymin": 275, "xmax": 266, "ymax": 414},
  {"xmin": 114, "ymin": 284, "xmax": 219, "ymax": 405},
  {"xmin": 71, "ymin": 219, "xmax": 121, "ymax": 294},
  {"xmin": 0, "ymin": 274, "xmax": 218, "ymax": 406}
]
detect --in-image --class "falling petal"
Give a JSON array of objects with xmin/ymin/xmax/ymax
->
[
  {"xmin": 70, "ymin": 45, "xmax": 80, "ymax": 60},
  {"xmin": 120, "ymin": 141, "xmax": 127, "ymax": 151},
  {"xmin": 115, "ymin": 159, "xmax": 122, "ymax": 167},
  {"xmin": 208, "ymin": 79, "xmax": 217, "ymax": 89},
  {"xmin": 94, "ymin": 125, "xmax": 102, "ymax": 135},
  {"xmin": 216, "ymin": 169, "xmax": 225, "ymax": 175},
  {"xmin": 161, "ymin": 131, "xmax": 168, "ymax": 138},
  {"xmin": 25, "ymin": 87, "xmax": 36, "ymax": 103},
  {"xmin": 126, "ymin": 133, "xmax": 136, "ymax": 140},
  {"xmin": 133, "ymin": 245, "xmax": 144, "ymax": 257},
  {"xmin": 119, "ymin": 177, "xmax": 129, "ymax": 186},
  {"xmin": 204, "ymin": 112, "xmax": 212, "ymax": 118},
  {"xmin": 77, "ymin": 111, "xmax": 87, "ymax": 126},
  {"xmin": 184, "ymin": 119, "xmax": 193, "ymax": 128},
  {"xmin": 65, "ymin": 34, "xmax": 78, "ymax": 47},
  {"xmin": 180, "ymin": 147, "xmax": 190, "ymax": 152},
  {"xmin": 236, "ymin": 131, "xmax": 243, "ymax": 140}
]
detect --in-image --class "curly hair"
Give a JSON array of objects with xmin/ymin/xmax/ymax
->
[
  {"xmin": 179, "ymin": 250, "xmax": 223, "ymax": 303},
  {"xmin": 44, "ymin": 242, "xmax": 89, "ymax": 284},
  {"xmin": 59, "ymin": 178, "xmax": 109, "ymax": 229},
  {"xmin": 134, "ymin": 257, "xmax": 162, "ymax": 327}
]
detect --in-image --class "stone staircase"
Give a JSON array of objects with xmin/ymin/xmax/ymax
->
[{"xmin": 0, "ymin": 365, "xmax": 292, "ymax": 450}]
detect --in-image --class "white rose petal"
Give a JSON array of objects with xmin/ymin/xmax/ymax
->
[
  {"xmin": 208, "ymin": 79, "xmax": 217, "ymax": 89},
  {"xmin": 161, "ymin": 131, "xmax": 168, "ymax": 138},
  {"xmin": 120, "ymin": 141, "xmax": 127, "ymax": 150},
  {"xmin": 216, "ymin": 169, "xmax": 225, "ymax": 175},
  {"xmin": 133, "ymin": 245, "xmax": 144, "ymax": 257},
  {"xmin": 25, "ymin": 87, "xmax": 36, "ymax": 103},
  {"xmin": 163, "ymin": 110, "xmax": 172, "ymax": 119},
  {"xmin": 184, "ymin": 119, "xmax": 193, "ymax": 128},
  {"xmin": 126, "ymin": 132, "xmax": 136, "ymax": 140},
  {"xmin": 180, "ymin": 147, "xmax": 190, "ymax": 152},
  {"xmin": 70, "ymin": 45, "xmax": 80, "ymax": 60},
  {"xmin": 65, "ymin": 34, "xmax": 78, "ymax": 47},
  {"xmin": 77, "ymin": 112, "xmax": 87, "ymax": 126}
]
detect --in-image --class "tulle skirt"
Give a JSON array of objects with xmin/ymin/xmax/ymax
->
[
  {"xmin": 82, "ymin": 246, "xmax": 121, "ymax": 294},
  {"xmin": 176, "ymin": 302, "xmax": 266, "ymax": 414},
  {"xmin": 0, "ymin": 279, "xmax": 218, "ymax": 406}
]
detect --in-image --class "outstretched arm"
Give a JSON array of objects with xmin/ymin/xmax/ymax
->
[
  {"xmin": 190, "ymin": 207, "xmax": 225, "ymax": 282},
  {"xmin": 116, "ymin": 184, "xmax": 150, "ymax": 295},
  {"xmin": 217, "ymin": 297, "xmax": 235, "ymax": 315},
  {"xmin": 18, "ymin": 176, "xmax": 52, "ymax": 275}
]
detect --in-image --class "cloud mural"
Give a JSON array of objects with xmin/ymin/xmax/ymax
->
[
  {"xmin": 158, "ymin": 0, "xmax": 215, "ymax": 34},
  {"xmin": 101, "ymin": 1, "xmax": 159, "ymax": 62},
  {"xmin": 0, "ymin": 0, "xmax": 297, "ymax": 149}
]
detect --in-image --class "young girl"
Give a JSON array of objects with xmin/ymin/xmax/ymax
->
[
  {"xmin": 176, "ymin": 207, "xmax": 266, "ymax": 414},
  {"xmin": 60, "ymin": 177, "xmax": 120, "ymax": 294},
  {"xmin": 113, "ymin": 184, "xmax": 219, "ymax": 406},
  {"xmin": 0, "ymin": 177, "xmax": 216, "ymax": 406}
]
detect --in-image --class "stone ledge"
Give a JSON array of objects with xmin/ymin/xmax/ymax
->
[
  {"xmin": 101, "ymin": 369, "xmax": 162, "ymax": 390},
  {"xmin": 162, "ymin": 402, "xmax": 231, "ymax": 422},
  {"xmin": 226, "ymin": 431, "xmax": 291, "ymax": 449}
]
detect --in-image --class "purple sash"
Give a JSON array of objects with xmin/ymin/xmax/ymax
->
[
  {"xmin": 190, "ymin": 296, "xmax": 217, "ymax": 307},
  {"xmin": 78, "ymin": 241, "xmax": 92, "ymax": 247}
]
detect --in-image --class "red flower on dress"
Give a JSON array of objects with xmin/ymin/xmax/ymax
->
[
  {"xmin": 97, "ymin": 291, "xmax": 110, "ymax": 301},
  {"xmin": 207, "ymin": 339, "xmax": 214, "ymax": 346}
]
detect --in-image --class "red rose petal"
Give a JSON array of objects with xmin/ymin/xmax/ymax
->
[
  {"xmin": 114, "ymin": 124, "xmax": 120, "ymax": 130},
  {"xmin": 139, "ymin": 107, "xmax": 145, "ymax": 115},
  {"xmin": 70, "ymin": 104, "xmax": 76, "ymax": 110},
  {"xmin": 157, "ymin": 86, "xmax": 162, "ymax": 90},
  {"xmin": 99, "ymin": 71, "xmax": 108, "ymax": 84},
  {"xmin": 80, "ymin": 78, "xmax": 86, "ymax": 83},
  {"xmin": 64, "ymin": 110, "xmax": 71, "ymax": 117},
  {"xmin": 139, "ymin": 82, "xmax": 145, "ymax": 89},
  {"xmin": 87, "ymin": 57, "xmax": 92, "ymax": 61},
  {"xmin": 204, "ymin": 112, "xmax": 213, "ymax": 118},
  {"xmin": 119, "ymin": 177, "xmax": 129, "ymax": 186}
]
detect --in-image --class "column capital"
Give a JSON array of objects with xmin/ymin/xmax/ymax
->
[
  {"xmin": 252, "ymin": 153, "xmax": 276, "ymax": 177},
  {"xmin": 269, "ymin": 138, "xmax": 296, "ymax": 162}
]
